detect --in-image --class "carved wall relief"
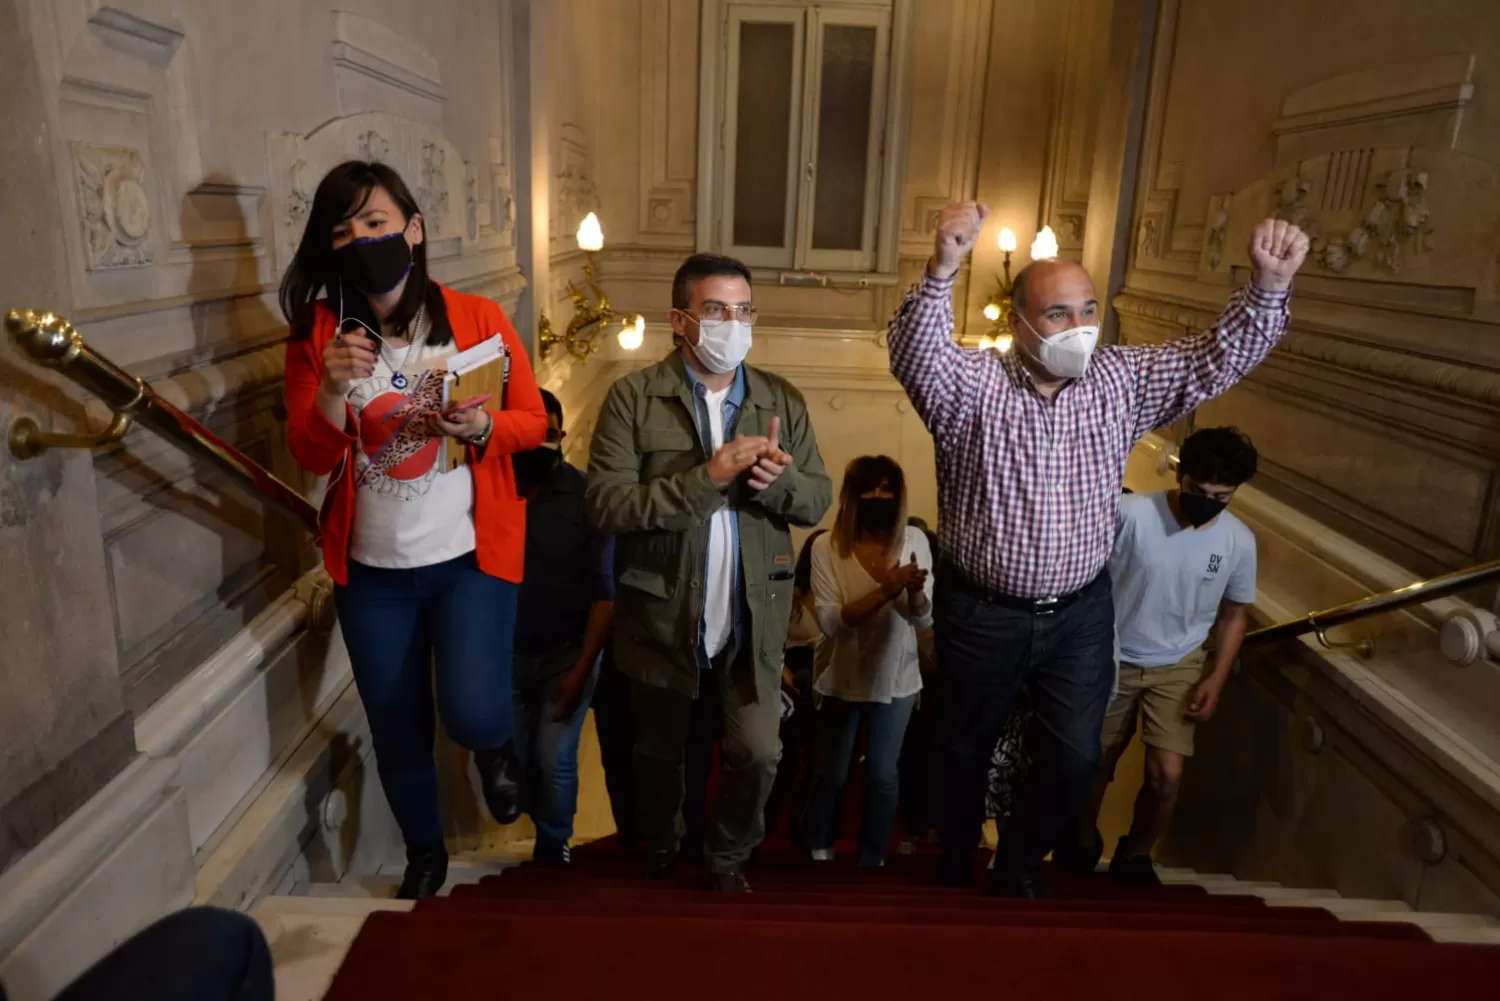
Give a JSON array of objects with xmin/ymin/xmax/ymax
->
[
  {"xmin": 419, "ymin": 142, "xmax": 450, "ymax": 238},
  {"xmin": 1202, "ymin": 193, "xmax": 1233, "ymax": 270},
  {"xmin": 1212, "ymin": 146, "xmax": 1496, "ymax": 292},
  {"xmin": 268, "ymin": 113, "xmax": 471, "ymax": 272},
  {"xmin": 552, "ymin": 122, "xmax": 599, "ymax": 252},
  {"xmin": 72, "ymin": 143, "xmax": 153, "ymax": 270},
  {"xmin": 1319, "ymin": 168, "xmax": 1434, "ymax": 274}
]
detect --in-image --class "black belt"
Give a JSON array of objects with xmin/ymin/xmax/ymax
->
[{"xmin": 943, "ymin": 560, "xmax": 1098, "ymax": 616}]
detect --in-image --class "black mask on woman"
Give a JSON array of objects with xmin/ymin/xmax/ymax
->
[
  {"xmin": 513, "ymin": 444, "xmax": 563, "ymax": 487},
  {"xmin": 1178, "ymin": 491, "xmax": 1227, "ymax": 528},
  {"xmin": 857, "ymin": 496, "xmax": 899, "ymax": 532},
  {"xmin": 334, "ymin": 230, "xmax": 413, "ymax": 295}
]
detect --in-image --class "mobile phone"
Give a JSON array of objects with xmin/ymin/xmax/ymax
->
[{"xmin": 443, "ymin": 393, "xmax": 491, "ymax": 418}]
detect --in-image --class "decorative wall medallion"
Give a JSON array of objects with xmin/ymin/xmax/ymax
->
[
  {"xmin": 72, "ymin": 143, "xmax": 153, "ymax": 269},
  {"xmin": 358, "ymin": 130, "xmax": 389, "ymax": 162},
  {"xmin": 1056, "ymin": 213, "xmax": 1085, "ymax": 245},
  {"xmin": 418, "ymin": 142, "xmax": 449, "ymax": 237}
]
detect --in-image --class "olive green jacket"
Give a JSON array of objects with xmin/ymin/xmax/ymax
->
[{"xmin": 586, "ymin": 351, "xmax": 832, "ymax": 703}]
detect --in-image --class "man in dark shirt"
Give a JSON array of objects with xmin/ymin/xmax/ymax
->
[{"xmin": 513, "ymin": 390, "xmax": 615, "ymax": 864}]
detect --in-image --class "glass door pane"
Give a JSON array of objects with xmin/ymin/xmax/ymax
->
[
  {"xmin": 722, "ymin": 6, "xmax": 804, "ymax": 268},
  {"xmin": 798, "ymin": 7, "xmax": 889, "ymax": 272},
  {"xmin": 811, "ymin": 26, "xmax": 877, "ymax": 250}
]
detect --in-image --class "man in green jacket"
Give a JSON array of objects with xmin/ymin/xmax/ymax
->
[{"xmin": 587, "ymin": 253, "xmax": 832, "ymax": 891}]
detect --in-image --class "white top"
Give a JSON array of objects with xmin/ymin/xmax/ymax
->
[
  {"xmin": 810, "ymin": 526, "xmax": 934, "ymax": 703},
  {"xmin": 702, "ymin": 384, "xmax": 735, "ymax": 658},
  {"xmin": 346, "ymin": 332, "xmax": 476, "ymax": 569},
  {"xmin": 1108, "ymin": 491, "xmax": 1256, "ymax": 667}
]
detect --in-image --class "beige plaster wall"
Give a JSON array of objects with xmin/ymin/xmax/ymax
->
[{"xmin": 0, "ymin": 0, "xmax": 526, "ymax": 870}]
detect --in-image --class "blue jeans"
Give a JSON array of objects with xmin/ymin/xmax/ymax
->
[
  {"xmin": 802, "ymin": 693, "xmax": 917, "ymax": 865},
  {"xmin": 512, "ymin": 641, "xmax": 598, "ymax": 851},
  {"xmin": 335, "ymin": 553, "xmax": 518, "ymax": 850},
  {"xmin": 50, "ymin": 907, "xmax": 271, "ymax": 1001},
  {"xmin": 932, "ymin": 567, "xmax": 1115, "ymax": 873}
]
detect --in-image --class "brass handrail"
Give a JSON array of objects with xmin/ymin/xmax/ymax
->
[
  {"xmin": 6, "ymin": 308, "xmax": 318, "ymax": 533},
  {"xmin": 1244, "ymin": 557, "xmax": 1500, "ymax": 648}
]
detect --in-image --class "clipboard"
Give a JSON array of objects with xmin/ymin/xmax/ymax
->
[{"xmin": 442, "ymin": 335, "xmax": 511, "ymax": 472}]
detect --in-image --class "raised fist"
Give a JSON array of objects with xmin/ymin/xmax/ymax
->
[
  {"xmin": 1248, "ymin": 218, "xmax": 1310, "ymax": 292},
  {"xmin": 928, "ymin": 201, "xmax": 989, "ymax": 281}
]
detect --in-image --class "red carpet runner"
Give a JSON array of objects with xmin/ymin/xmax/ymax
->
[{"xmin": 322, "ymin": 840, "xmax": 1500, "ymax": 1000}]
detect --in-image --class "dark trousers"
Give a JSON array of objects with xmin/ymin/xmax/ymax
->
[
  {"xmin": 591, "ymin": 644, "xmax": 639, "ymax": 845},
  {"xmin": 43, "ymin": 907, "xmax": 271, "ymax": 1001},
  {"xmin": 334, "ymin": 553, "xmax": 518, "ymax": 850},
  {"xmin": 932, "ymin": 569, "xmax": 1116, "ymax": 876},
  {"xmin": 898, "ymin": 691, "xmax": 939, "ymax": 838},
  {"xmin": 631, "ymin": 659, "xmax": 781, "ymax": 875},
  {"xmin": 762, "ymin": 655, "xmax": 815, "ymax": 843}
]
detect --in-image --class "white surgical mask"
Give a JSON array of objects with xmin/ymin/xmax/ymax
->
[
  {"xmin": 1017, "ymin": 313, "xmax": 1099, "ymax": 380},
  {"xmin": 687, "ymin": 316, "xmax": 753, "ymax": 374}
]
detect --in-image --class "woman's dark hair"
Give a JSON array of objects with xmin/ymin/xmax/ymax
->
[
  {"xmin": 1178, "ymin": 426, "xmax": 1258, "ymax": 487},
  {"xmin": 794, "ymin": 528, "xmax": 829, "ymax": 596},
  {"xmin": 278, "ymin": 160, "xmax": 453, "ymax": 346},
  {"xmin": 832, "ymin": 455, "xmax": 907, "ymax": 559}
]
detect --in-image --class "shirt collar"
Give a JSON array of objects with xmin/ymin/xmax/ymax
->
[{"xmin": 682, "ymin": 356, "xmax": 746, "ymax": 408}]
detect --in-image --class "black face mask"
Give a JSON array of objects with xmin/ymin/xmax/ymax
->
[
  {"xmin": 334, "ymin": 230, "xmax": 413, "ymax": 295},
  {"xmin": 857, "ymin": 496, "xmax": 899, "ymax": 532},
  {"xmin": 513, "ymin": 445, "xmax": 562, "ymax": 487},
  {"xmin": 1178, "ymin": 491, "xmax": 1227, "ymax": 528}
]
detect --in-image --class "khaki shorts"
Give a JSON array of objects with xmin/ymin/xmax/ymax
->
[{"xmin": 1099, "ymin": 649, "xmax": 1211, "ymax": 758}]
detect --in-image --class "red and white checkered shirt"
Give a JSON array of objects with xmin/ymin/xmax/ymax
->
[{"xmin": 889, "ymin": 272, "xmax": 1290, "ymax": 599}]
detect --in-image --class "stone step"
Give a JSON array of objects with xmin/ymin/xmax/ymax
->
[{"xmin": 252, "ymin": 896, "xmax": 413, "ymax": 1001}]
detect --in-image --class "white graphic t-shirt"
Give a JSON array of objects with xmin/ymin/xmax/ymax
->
[{"xmin": 345, "ymin": 329, "xmax": 476, "ymax": 569}]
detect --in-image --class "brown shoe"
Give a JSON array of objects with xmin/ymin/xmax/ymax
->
[{"xmin": 708, "ymin": 869, "xmax": 751, "ymax": 893}]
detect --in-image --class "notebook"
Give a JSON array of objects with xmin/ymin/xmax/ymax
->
[{"xmin": 442, "ymin": 335, "xmax": 511, "ymax": 472}]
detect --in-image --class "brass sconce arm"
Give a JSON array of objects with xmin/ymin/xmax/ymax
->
[{"xmin": 538, "ymin": 253, "xmax": 643, "ymax": 364}]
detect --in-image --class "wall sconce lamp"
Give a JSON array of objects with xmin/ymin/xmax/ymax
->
[
  {"xmin": 977, "ymin": 226, "xmax": 1018, "ymax": 354},
  {"xmin": 538, "ymin": 212, "xmax": 645, "ymax": 363}
]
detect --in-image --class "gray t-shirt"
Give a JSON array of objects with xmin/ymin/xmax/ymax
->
[{"xmin": 1108, "ymin": 491, "xmax": 1256, "ymax": 668}]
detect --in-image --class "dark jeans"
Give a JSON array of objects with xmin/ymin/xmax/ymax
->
[
  {"xmin": 802, "ymin": 693, "xmax": 917, "ymax": 864},
  {"xmin": 42, "ymin": 907, "xmax": 271, "ymax": 1001},
  {"xmin": 591, "ymin": 644, "xmax": 639, "ymax": 844},
  {"xmin": 335, "ymin": 553, "xmax": 518, "ymax": 850},
  {"xmin": 631, "ymin": 659, "xmax": 781, "ymax": 875},
  {"xmin": 513, "ymin": 641, "xmax": 598, "ymax": 851},
  {"xmin": 932, "ymin": 568, "xmax": 1115, "ymax": 875}
]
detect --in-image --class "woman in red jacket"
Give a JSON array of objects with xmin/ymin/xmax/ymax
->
[{"xmin": 280, "ymin": 160, "xmax": 547, "ymax": 898}]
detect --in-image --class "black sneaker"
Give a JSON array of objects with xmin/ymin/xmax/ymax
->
[
  {"xmin": 1108, "ymin": 841, "xmax": 1161, "ymax": 886},
  {"xmin": 533, "ymin": 839, "xmax": 571, "ymax": 866},
  {"xmin": 1053, "ymin": 828, "xmax": 1105, "ymax": 874}
]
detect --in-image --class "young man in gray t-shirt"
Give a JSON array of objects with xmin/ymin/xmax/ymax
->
[{"xmin": 1058, "ymin": 427, "xmax": 1259, "ymax": 885}]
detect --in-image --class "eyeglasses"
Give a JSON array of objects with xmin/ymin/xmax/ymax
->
[{"xmin": 695, "ymin": 301, "xmax": 759, "ymax": 325}]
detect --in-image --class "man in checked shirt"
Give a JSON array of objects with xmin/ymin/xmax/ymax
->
[{"xmin": 890, "ymin": 201, "xmax": 1309, "ymax": 895}]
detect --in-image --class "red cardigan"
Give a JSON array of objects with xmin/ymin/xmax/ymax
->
[{"xmin": 283, "ymin": 284, "xmax": 548, "ymax": 586}]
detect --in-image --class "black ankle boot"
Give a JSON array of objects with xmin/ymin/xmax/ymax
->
[
  {"xmin": 474, "ymin": 743, "xmax": 522, "ymax": 825},
  {"xmin": 396, "ymin": 845, "xmax": 448, "ymax": 899}
]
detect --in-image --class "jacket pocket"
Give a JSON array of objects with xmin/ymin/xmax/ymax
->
[
  {"xmin": 619, "ymin": 566, "xmax": 671, "ymax": 599},
  {"xmin": 638, "ymin": 429, "xmax": 698, "ymax": 453}
]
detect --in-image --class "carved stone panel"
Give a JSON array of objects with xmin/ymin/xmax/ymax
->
[
  {"xmin": 71, "ymin": 143, "xmax": 153, "ymax": 270},
  {"xmin": 267, "ymin": 112, "xmax": 472, "ymax": 273},
  {"xmin": 1211, "ymin": 147, "xmax": 1500, "ymax": 294}
]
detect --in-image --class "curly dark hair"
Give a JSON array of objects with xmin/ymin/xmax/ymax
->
[{"xmin": 1178, "ymin": 426, "xmax": 1258, "ymax": 487}]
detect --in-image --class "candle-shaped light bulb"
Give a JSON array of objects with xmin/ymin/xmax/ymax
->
[{"xmin": 576, "ymin": 212, "xmax": 604, "ymax": 252}]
